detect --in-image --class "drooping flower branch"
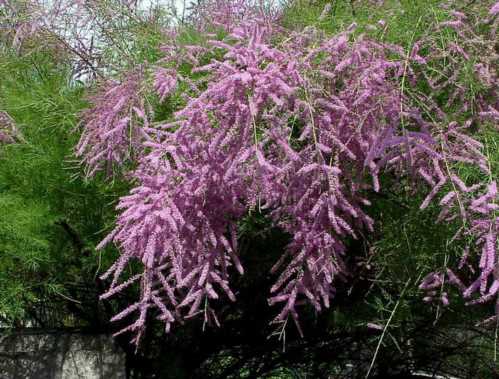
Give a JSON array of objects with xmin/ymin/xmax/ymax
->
[
  {"xmin": 75, "ymin": 68, "xmax": 151, "ymax": 178},
  {"xmin": 153, "ymin": 67, "xmax": 177, "ymax": 103}
]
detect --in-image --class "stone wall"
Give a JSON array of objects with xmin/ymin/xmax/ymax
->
[{"xmin": 0, "ymin": 331, "xmax": 126, "ymax": 379}]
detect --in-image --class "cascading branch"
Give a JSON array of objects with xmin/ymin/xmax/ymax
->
[{"xmin": 72, "ymin": 1, "xmax": 498, "ymax": 343}]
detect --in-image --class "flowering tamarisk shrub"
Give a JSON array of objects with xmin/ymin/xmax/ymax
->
[
  {"xmin": 76, "ymin": 3, "xmax": 498, "ymax": 343},
  {"xmin": 3, "ymin": 0, "xmax": 497, "ymax": 359}
]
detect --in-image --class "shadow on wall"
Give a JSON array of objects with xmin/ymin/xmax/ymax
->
[{"xmin": 0, "ymin": 330, "xmax": 125, "ymax": 379}]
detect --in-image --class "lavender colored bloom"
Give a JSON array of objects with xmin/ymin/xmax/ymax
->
[
  {"xmin": 490, "ymin": 2, "xmax": 499, "ymax": 16},
  {"xmin": 153, "ymin": 67, "xmax": 177, "ymax": 102},
  {"xmin": 75, "ymin": 69, "xmax": 151, "ymax": 178}
]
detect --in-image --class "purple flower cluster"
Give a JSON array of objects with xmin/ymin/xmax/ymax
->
[
  {"xmin": 153, "ymin": 67, "xmax": 177, "ymax": 103},
  {"xmin": 491, "ymin": 2, "xmax": 499, "ymax": 17},
  {"xmin": 76, "ymin": 69, "xmax": 151, "ymax": 178}
]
